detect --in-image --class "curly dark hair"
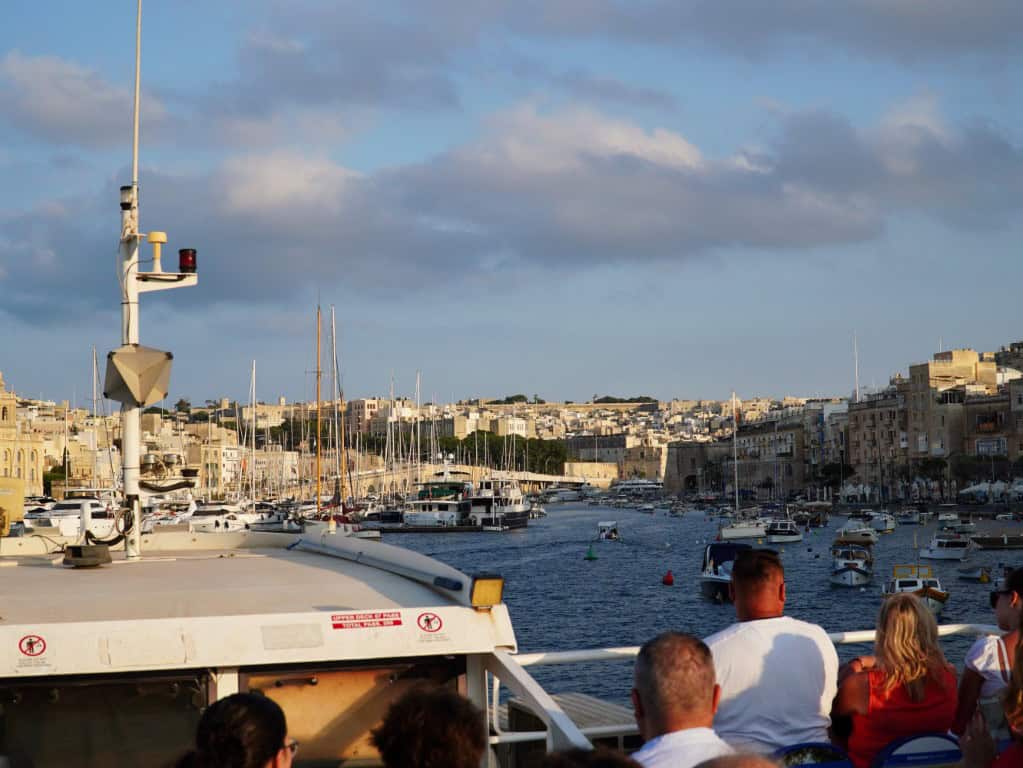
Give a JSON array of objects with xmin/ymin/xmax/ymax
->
[
  {"xmin": 176, "ymin": 693, "xmax": 287, "ymax": 768},
  {"xmin": 371, "ymin": 686, "xmax": 486, "ymax": 768}
]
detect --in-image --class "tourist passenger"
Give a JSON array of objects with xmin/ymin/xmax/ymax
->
[
  {"xmin": 704, "ymin": 549, "xmax": 838, "ymax": 752},
  {"xmin": 371, "ymin": 686, "xmax": 486, "ymax": 768},
  {"xmin": 831, "ymin": 593, "xmax": 957, "ymax": 768},
  {"xmin": 630, "ymin": 631, "xmax": 733, "ymax": 768},
  {"xmin": 961, "ymin": 643, "xmax": 1023, "ymax": 768},
  {"xmin": 176, "ymin": 692, "xmax": 297, "ymax": 768},
  {"xmin": 954, "ymin": 567, "xmax": 1023, "ymax": 738}
]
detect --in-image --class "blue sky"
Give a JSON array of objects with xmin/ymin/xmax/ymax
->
[{"xmin": 1, "ymin": 1, "xmax": 1021, "ymax": 408}]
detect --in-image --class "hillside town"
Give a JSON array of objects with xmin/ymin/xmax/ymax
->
[{"xmin": 2, "ymin": 341, "xmax": 1022, "ymax": 505}]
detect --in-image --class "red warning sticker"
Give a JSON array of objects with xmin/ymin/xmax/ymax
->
[
  {"xmin": 19, "ymin": 635, "xmax": 47, "ymax": 657},
  {"xmin": 331, "ymin": 611, "xmax": 402, "ymax": 630}
]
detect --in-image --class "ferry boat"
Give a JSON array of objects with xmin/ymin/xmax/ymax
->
[
  {"xmin": 698, "ymin": 541, "xmax": 752, "ymax": 602},
  {"xmin": 919, "ymin": 534, "xmax": 971, "ymax": 561},
  {"xmin": 765, "ymin": 518, "xmax": 803, "ymax": 544},
  {"xmin": 882, "ymin": 564, "xmax": 949, "ymax": 614}
]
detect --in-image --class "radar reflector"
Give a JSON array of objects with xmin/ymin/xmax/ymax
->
[{"xmin": 103, "ymin": 344, "xmax": 174, "ymax": 407}]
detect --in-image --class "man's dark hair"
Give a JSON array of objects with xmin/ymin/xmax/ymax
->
[
  {"xmin": 176, "ymin": 692, "xmax": 286, "ymax": 768},
  {"xmin": 634, "ymin": 631, "xmax": 715, "ymax": 719},
  {"xmin": 543, "ymin": 747, "xmax": 642, "ymax": 767},
  {"xmin": 372, "ymin": 686, "xmax": 486, "ymax": 768},
  {"xmin": 731, "ymin": 549, "xmax": 783, "ymax": 591}
]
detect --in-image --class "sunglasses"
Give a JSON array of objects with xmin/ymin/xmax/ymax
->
[
  {"xmin": 284, "ymin": 740, "xmax": 300, "ymax": 756},
  {"xmin": 991, "ymin": 590, "xmax": 1011, "ymax": 609}
]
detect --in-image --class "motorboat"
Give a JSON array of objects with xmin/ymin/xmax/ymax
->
[
  {"xmin": 718, "ymin": 517, "xmax": 767, "ymax": 540},
  {"xmin": 919, "ymin": 534, "xmax": 971, "ymax": 561},
  {"xmin": 699, "ymin": 541, "xmax": 753, "ymax": 602},
  {"xmin": 765, "ymin": 519, "xmax": 803, "ymax": 544},
  {"xmin": 869, "ymin": 512, "xmax": 896, "ymax": 534},
  {"xmin": 937, "ymin": 509, "xmax": 959, "ymax": 524},
  {"xmin": 958, "ymin": 566, "xmax": 992, "ymax": 583},
  {"xmin": 947, "ymin": 519, "xmax": 977, "ymax": 535},
  {"xmin": 830, "ymin": 544, "xmax": 874, "ymax": 587},
  {"xmin": 596, "ymin": 521, "xmax": 621, "ymax": 541},
  {"xmin": 896, "ymin": 507, "xmax": 921, "ymax": 525},
  {"xmin": 833, "ymin": 522, "xmax": 879, "ymax": 546},
  {"xmin": 882, "ymin": 565, "xmax": 949, "ymax": 615},
  {"xmin": 466, "ymin": 476, "xmax": 531, "ymax": 532}
]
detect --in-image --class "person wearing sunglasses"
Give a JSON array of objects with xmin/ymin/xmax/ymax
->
[
  {"xmin": 953, "ymin": 567, "xmax": 1023, "ymax": 739},
  {"xmin": 176, "ymin": 692, "xmax": 297, "ymax": 768}
]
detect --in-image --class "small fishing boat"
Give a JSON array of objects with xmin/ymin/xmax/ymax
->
[
  {"xmin": 596, "ymin": 521, "xmax": 621, "ymax": 541},
  {"xmin": 882, "ymin": 565, "xmax": 949, "ymax": 614},
  {"xmin": 699, "ymin": 542, "xmax": 753, "ymax": 603},
  {"xmin": 766, "ymin": 519, "xmax": 803, "ymax": 544},
  {"xmin": 919, "ymin": 534, "xmax": 971, "ymax": 561},
  {"xmin": 830, "ymin": 544, "xmax": 874, "ymax": 587}
]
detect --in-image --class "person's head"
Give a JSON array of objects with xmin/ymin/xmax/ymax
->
[
  {"xmin": 178, "ymin": 692, "xmax": 295, "ymax": 768},
  {"xmin": 371, "ymin": 686, "xmax": 486, "ymax": 768},
  {"xmin": 542, "ymin": 747, "xmax": 643, "ymax": 767},
  {"xmin": 991, "ymin": 568, "xmax": 1023, "ymax": 632},
  {"xmin": 631, "ymin": 631, "xmax": 719, "ymax": 740},
  {"xmin": 874, "ymin": 593, "xmax": 947, "ymax": 701},
  {"xmin": 729, "ymin": 549, "xmax": 785, "ymax": 621}
]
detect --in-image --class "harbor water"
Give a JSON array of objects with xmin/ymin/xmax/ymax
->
[{"xmin": 387, "ymin": 503, "xmax": 1019, "ymax": 706}]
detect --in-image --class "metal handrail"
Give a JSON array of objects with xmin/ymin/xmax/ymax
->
[{"xmin": 488, "ymin": 623, "xmax": 1000, "ymax": 749}]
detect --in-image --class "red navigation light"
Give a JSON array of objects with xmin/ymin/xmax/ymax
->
[{"xmin": 178, "ymin": 248, "xmax": 197, "ymax": 273}]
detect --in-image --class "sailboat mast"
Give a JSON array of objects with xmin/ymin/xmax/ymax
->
[
  {"xmin": 315, "ymin": 307, "xmax": 322, "ymax": 517},
  {"xmin": 250, "ymin": 360, "xmax": 256, "ymax": 510},
  {"xmin": 330, "ymin": 306, "xmax": 347, "ymax": 505},
  {"xmin": 732, "ymin": 392, "xmax": 740, "ymax": 512},
  {"xmin": 91, "ymin": 346, "xmax": 98, "ymax": 487}
]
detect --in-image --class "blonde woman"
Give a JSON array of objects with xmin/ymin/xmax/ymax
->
[
  {"xmin": 831, "ymin": 593, "xmax": 957, "ymax": 768},
  {"xmin": 954, "ymin": 568, "xmax": 1023, "ymax": 738}
]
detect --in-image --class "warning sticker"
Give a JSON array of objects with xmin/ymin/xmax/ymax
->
[
  {"xmin": 331, "ymin": 611, "xmax": 402, "ymax": 630},
  {"xmin": 18, "ymin": 635, "xmax": 46, "ymax": 657},
  {"xmin": 416, "ymin": 612, "xmax": 443, "ymax": 633}
]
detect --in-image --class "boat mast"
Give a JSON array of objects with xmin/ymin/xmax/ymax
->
[
  {"xmin": 732, "ymin": 392, "xmax": 740, "ymax": 512},
  {"xmin": 329, "ymin": 306, "xmax": 346, "ymax": 507},
  {"xmin": 250, "ymin": 360, "xmax": 256, "ymax": 511},
  {"xmin": 91, "ymin": 345, "xmax": 98, "ymax": 488},
  {"xmin": 315, "ymin": 306, "xmax": 322, "ymax": 517}
]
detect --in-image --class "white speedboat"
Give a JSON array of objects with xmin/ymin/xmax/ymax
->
[
  {"xmin": 830, "ymin": 544, "xmax": 873, "ymax": 587},
  {"xmin": 699, "ymin": 541, "xmax": 752, "ymax": 602},
  {"xmin": 870, "ymin": 512, "xmax": 896, "ymax": 534},
  {"xmin": 882, "ymin": 565, "xmax": 949, "ymax": 614},
  {"xmin": 718, "ymin": 517, "xmax": 767, "ymax": 540},
  {"xmin": 919, "ymin": 534, "xmax": 971, "ymax": 561},
  {"xmin": 834, "ymin": 523, "xmax": 879, "ymax": 545},
  {"xmin": 765, "ymin": 519, "xmax": 803, "ymax": 544}
]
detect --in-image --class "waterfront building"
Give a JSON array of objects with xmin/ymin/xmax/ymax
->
[
  {"xmin": 847, "ymin": 379, "xmax": 908, "ymax": 502},
  {"xmin": 907, "ymin": 349, "xmax": 997, "ymax": 467},
  {"xmin": 0, "ymin": 372, "xmax": 46, "ymax": 495},
  {"xmin": 962, "ymin": 391, "xmax": 1012, "ymax": 460},
  {"xmin": 728, "ymin": 416, "xmax": 807, "ymax": 501}
]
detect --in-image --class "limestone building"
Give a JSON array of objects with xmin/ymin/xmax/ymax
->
[{"xmin": 0, "ymin": 372, "xmax": 46, "ymax": 495}]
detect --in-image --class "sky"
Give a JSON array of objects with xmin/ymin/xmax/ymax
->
[{"xmin": 1, "ymin": 1, "xmax": 1021, "ymax": 408}]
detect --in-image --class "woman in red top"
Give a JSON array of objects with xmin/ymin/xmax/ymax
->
[{"xmin": 831, "ymin": 593, "xmax": 958, "ymax": 768}]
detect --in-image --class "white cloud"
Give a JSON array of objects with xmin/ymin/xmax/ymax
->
[
  {"xmin": 216, "ymin": 151, "xmax": 360, "ymax": 215},
  {"xmin": 0, "ymin": 51, "xmax": 167, "ymax": 148}
]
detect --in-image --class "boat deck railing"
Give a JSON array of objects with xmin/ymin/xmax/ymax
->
[{"xmin": 486, "ymin": 623, "xmax": 998, "ymax": 755}]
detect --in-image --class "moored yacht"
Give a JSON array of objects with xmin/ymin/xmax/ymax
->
[
  {"xmin": 919, "ymin": 534, "xmax": 971, "ymax": 561},
  {"xmin": 833, "ymin": 522, "xmax": 879, "ymax": 546},
  {"xmin": 466, "ymin": 476, "xmax": 530, "ymax": 531},
  {"xmin": 765, "ymin": 519, "xmax": 803, "ymax": 544},
  {"xmin": 869, "ymin": 512, "xmax": 896, "ymax": 534}
]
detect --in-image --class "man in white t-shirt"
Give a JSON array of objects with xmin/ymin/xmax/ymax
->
[
  {"xmin": 704, "ymin": 549, "xmax": 838, "ymax": 753},
  {"xmin": 631, "ymin": 631, "xmax": 734, "ymax": 768}
]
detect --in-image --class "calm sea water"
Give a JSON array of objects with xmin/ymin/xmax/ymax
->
[{"xmin": 386, "ymin": 504, "xmax": 1021, "ymax": 704}]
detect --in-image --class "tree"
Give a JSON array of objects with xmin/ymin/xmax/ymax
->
[{"xmin": 175, "ymin": 398, "xmax": 191, "ymax": 413}]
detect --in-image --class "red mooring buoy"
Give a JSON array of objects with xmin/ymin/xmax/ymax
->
[{"xmin": 662, "ymin": 570, "xmax": 674, "ymax": 586}]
